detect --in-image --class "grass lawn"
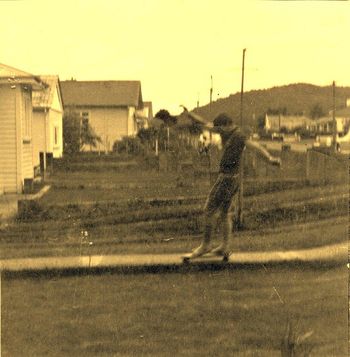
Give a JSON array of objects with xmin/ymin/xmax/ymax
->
[
  {"xmin": 2, "ymin": 266, "xmax": 347, "ymax": 356},
  {"xmin": 0, "ymin": 164, "xmax": 347, "ymax": 259},
  {"xmin": 0, "ymin": 216, "xmax": 347, "ymax": 259},
  {"xmin": 40, "ymin": 168, "xmax": 346, "ymax": 206},
  {"xmin": 41, "ymin": 171, "xmax": 210, "ymax": 205}
]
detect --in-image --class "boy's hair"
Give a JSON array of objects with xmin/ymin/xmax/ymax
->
[{"xmin": 213, "ymin": 113, "xmax": 234, "ymax": 127}]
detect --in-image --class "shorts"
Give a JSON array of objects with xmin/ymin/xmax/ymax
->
[{"xmin": 204, "ymin": 173, "xmax": 239, "ymax": 215}]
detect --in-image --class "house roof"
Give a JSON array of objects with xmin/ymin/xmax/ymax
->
[
  {"xmin": 32, "ymin": 75, "xmax": 62, "ymax": 109},
  {"xmin": 0, "ymin": 63, "xmax": 34, "ymax": 77},
  {"xmin": 60, "ymin": 80, "xmax": 143, "ymax": 108},
  {"xmin": 0, "ymin": 63, "xmax": 46, "ymax": 90}
]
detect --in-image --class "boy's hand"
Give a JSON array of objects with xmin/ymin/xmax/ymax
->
[{"xmin": 270, "ymin": 157, "xmax": 281, "ymax": 167}]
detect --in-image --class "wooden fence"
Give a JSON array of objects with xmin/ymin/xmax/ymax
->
[{"xmin": 159, "ymin": 147, "xmax": 348, "ymax": 185}]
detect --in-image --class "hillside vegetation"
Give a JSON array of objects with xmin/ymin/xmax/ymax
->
[{"xmin": 193, "ymin": 83, "xmax": 350, "ymax": 127}]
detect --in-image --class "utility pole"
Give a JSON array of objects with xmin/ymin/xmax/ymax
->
[
  {"xmin": 332, "ymin": 81, "xmax": 337, "ymax": 152},
  {"xmin": 210, "ymin": 75, "xmax": 213, "ymax": 109},
  {"xmin": 209, "ymin": 75, "xmax": 213, "ymax": 184},
  {"xmin": 237, "ymin": 48, "xmax": 246, "ymax": 227}
]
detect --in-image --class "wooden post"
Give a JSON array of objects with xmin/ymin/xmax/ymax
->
[
  {"xmin": 332, "ymin": 81, "xmax": 337, "ymax": 152},
  {"xmin": 306, "ymin": 149, "xmax": 310, "ymax": 182},
  {"xmin": 237, "ymin": 48, "xmax": 246, "ymax": 227},
  {"xmin": 209, "ymin": 75, "xmax": 213, "ymax": 184}
]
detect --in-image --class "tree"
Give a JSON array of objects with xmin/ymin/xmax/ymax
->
[
  {"xmin": 266, "ymin": 107, "xmax": 288, "ymax": 115},
  {"xmin": 256, "ymin": 115, "xmax": 265, "ymax": 130},
  {"xmin": 80, "ymin": 118, "xmax": 102, "ymax": 150},
  {"xmin": 112, "ymin": 136, "xmax": 142, "ymax": 154},
  {"xmin": 63, "ymin": 108, "xmax": 102, "ymax": 154},
  {"xmin": 63, "ymin": 109, "xmax": 80, "ymax": 155},
  {"xmin": 137, "ymin": 127, "xmax": 158, "ymax": 152},
  {"xmin": 188, "ymin": 121, "xmax": 202, "ymax": 136},
  {"xmin": 309, "ymin": 103, "xmax": 325, "ymax": 119},
  {"xmin": 154, "ymin": 109, "xmax": 177, "ymax": 126}
]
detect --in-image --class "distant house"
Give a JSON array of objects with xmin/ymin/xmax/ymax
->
[
  {"xmin": 333, "ymin": 101, "xmax": 350, "ymax": 133},
  {"xmin": 32, "ymin": 75, "xmax": 64, "ymax": 173},
  {"xmin": 265, "ymin": 111, "xmax": 350, "ymax": 135},
  {"xmin": 0, "ymin": 63, "xmax": 46, "ymax": 194},
  {"xmin": 264, "ymin": 114, "xmax": 313, "ymax": 132},
  {"xmin": 60, "ymin": 80, "xmax": 144, "ymax": 152},
  {"xmin": 136, "ymin": 101, "xmax": 153, "ymax": 129},
  {"xmin": 309, "ymin": 117, "xmax": 347, "ymax": 134},
  {"xmin": 311, "ymin": 101, "xmax": 350, "ymax": 134}
]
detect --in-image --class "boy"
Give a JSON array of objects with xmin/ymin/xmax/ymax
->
[{"xmin": 182, "ymin": 108, "xmax": 281, "ymax": 258}]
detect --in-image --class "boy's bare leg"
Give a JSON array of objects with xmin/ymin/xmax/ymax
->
[
  {"xmin": 210, "ymin": 211, "xmax": 232, "ymax": 256},
  {"xmin": 187, "ymin": 213, "xmax": 214, "ymax": 258}
]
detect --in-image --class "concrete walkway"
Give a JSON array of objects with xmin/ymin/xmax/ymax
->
[
  {"xmin": 0, "ymin": 242, "xmax": 347, "ymax": 274},
  {"xmin": 0, "ymin": 185, "xmax": 51, "ymax": 223}
]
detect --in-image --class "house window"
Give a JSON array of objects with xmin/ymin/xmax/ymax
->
[
  {"xmin": 54, "ymin": 126, "xmax": 59, "ymax": 145},
  {"xmin": 24, "ymin": 96, "xmax": 31, "ymax": 138}
]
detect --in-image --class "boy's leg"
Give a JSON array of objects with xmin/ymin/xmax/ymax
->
[
  {"xmin": 187, "ymin": 211, "xmax": 214, "ymax": 258},
  {"xmin": 210, "ymin": 211, "xmax": 232, "ymax": 255},
  {"xmin": 187, "ymin": 175, "xmax": 224, "ymax": 258},
  {"xmin": 210, "ymin": 188, "xmax": 238, "ymax": 256}
]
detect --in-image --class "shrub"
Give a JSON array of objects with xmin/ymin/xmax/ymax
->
[{"xmin": 113, "ymin": 136, "xmax": 144, "ymax": 155}]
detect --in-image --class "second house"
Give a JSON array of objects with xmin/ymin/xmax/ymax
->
[{"xmin": 60, "ymin": 80, "xmax": 147, "ymax": 152}]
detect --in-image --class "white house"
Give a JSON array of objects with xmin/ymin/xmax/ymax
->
[
  {"xmin": 0, "ymin": 63, "xmax": 46, "ymax": 194},
  {"xmin": 310, "ymin": 101, "xmax": 350, "ymax": 134},
  {"xmin": 333, "ymin": 101, "xmax": 350, "ymax": 133},
  {"xmin": 136, "ymin": 101, "xmax": 153, "ymax": 129},
  {"xmin": 60, "ymin": 80, "xmax": 144, "ymax": 152},
  {"xmin": 265, "ymin": 111, "xmax": 350, "ymax": 136},
  {"xmin": 32, "ymin": 75, "xmax": 64, "ymax": 172},
  {"xmin": 264, "ymin": 114, "xmax": 313, "ymax": 132}
]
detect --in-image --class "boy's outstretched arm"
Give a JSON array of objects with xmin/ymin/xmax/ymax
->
[{"xmin": 245, "ymin": 139, "xmax": 281, "ymax": 166}]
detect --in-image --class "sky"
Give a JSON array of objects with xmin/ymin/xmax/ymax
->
[{"xmin": 1, "ymin": 0, "xmax": 349, "ymax": 115}]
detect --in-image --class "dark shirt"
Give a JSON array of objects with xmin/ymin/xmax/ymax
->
[{"xmin": 219, "ymin": 130, "xmax": 246, "ymax": 175}]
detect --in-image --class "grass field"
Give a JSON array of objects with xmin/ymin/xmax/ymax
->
[
  {"xmin": 0, "ymin": 216, "xmax": 347, "ymax": 259},
  {"xmin": 0, "ymin": 168, "xmax": 347, "ymax": 259},
  {"xmin": 1, "ymin": 158, "xmax": 348, "ymax": 356},
  {"xmin": 2, "ymin": 266, "xmax": 347, "ymax": 356},
  {"xmin": 41, "ymin": 171, "xmax": 208, "ymax": 204},
  {"xmin": 39, "ymin": 170, "xmax": 346, "ymax": 206}
]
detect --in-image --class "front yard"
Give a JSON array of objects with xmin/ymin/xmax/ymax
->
[
  {"xmin": 2, "ymin": 266, "xmax": 347, "ymax": 356},
  {"xmin": 1, "ymin": 158, "xmax": 348, "ymax": 357},
  {"xmin": 0, "ymin": 164, "xmax": 347, "ymax": 259}
]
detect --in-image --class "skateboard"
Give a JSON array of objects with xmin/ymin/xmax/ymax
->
[{"xmin": 182, "ymin": 251, "xmax": 231, "ymax": 264}]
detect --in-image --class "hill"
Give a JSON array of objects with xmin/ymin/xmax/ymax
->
[{"xmin": 192, "ymin": 83, "xmax": 350, "ymax": 128}]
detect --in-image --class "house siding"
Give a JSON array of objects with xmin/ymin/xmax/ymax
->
[
  {"xmin": 0, "ymin": 86, "xmax": 17, "ymax": 193},
  {"xmin": 21, "ymin": 89, "xmax": 34, "ymax": 182},
  {"xmin": 51, "ymin": 85, "xmax": 62, "ymax": 112},
  {"xmin": 32, "ymin": 81, "xmax": 64, "ymax": 162},
  {"xmin": 32, "ymin": 110, "xmax": 46, "ymax": 167},
  {"xmin": 79, "ymin": 107, "xmax": 129, "ymax": 152},
  {"xmin": 50, "ymin": 86, "xmax": 63, "ymax": 158},
  {"xmin": 49, "ymin": 109, "xmax": 63, "ymax": 158},
  {"xmin": 128, "ymin": 107, "xmax": 137, "ymax": 136}
]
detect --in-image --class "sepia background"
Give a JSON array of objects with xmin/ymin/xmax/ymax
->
[{"xmin": 1, "ymin": 1, "xmax": 348, "ymax": 356}]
